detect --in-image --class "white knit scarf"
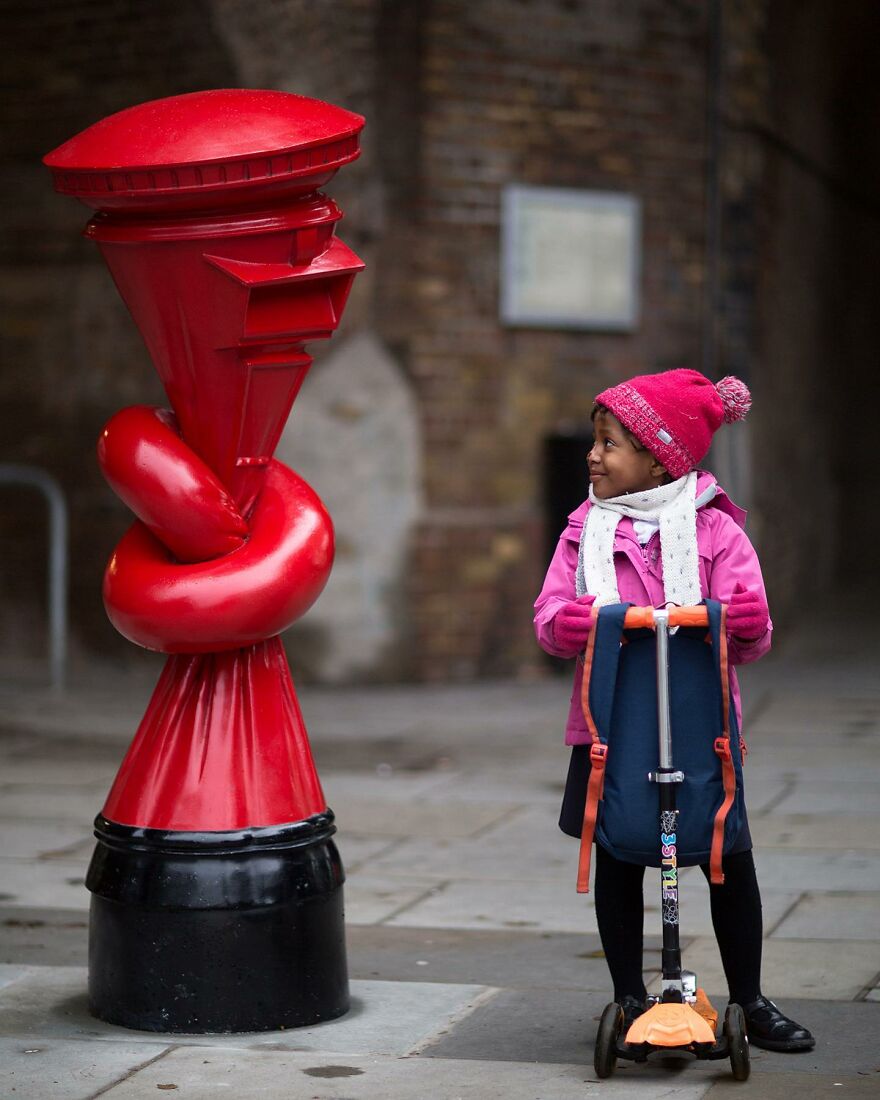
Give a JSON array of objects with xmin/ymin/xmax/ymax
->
[{"xmin": 576, "ymin": 471, "xmax": 700, "ymax": 606}]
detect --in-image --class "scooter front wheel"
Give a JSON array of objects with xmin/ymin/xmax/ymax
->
[
  {"xmin": 724, "ymin": 1003, "xmax": 750, "ymax": 1081},
  {"xmin": 594, "ymin": 1002, "xmax": 623, "ymax": 1078}
]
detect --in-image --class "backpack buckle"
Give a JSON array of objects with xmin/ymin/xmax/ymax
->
[
  {"xmin": 714, "ymin": 737, "xmax": 731, "ymax": 760},
  {"xmin": 590, "ymin": 743, "xmax": 608, "ymax": 768}
]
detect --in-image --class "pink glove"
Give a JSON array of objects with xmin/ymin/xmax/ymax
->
[
  {"xmin": 726, "ymin": 582, "xmax": 769, "ymax": 640},
  {"xmin": 553, "ymin": 594, "xmax": 597, "ymax": 654}
]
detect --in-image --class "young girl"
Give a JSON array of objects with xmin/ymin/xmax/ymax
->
[{"xmin": 534, "ymin": 369, "xmax": 814, "ymax": 1053}]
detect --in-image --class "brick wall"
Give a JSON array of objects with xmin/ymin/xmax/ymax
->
[
  {"xmin": 721, "ymin": 1, "xmax": 879, "ymax": 615},
  {"xmin": 0, "ymin": 0, "xmax": 380, "ymax": 665},
  {"xmin": 2, "ymin": 0, "xmax": 872, "ymax": 680},
  {"xmin": 1, "ymin": 0, "xmax": 239, "ymax": 659},
  {"xmin": 391, "ymin": 0, "xmax": 714, "ymax": 676}
]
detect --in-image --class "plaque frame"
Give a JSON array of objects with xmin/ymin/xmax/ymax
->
[{"xmin": 500, "ymin": 184, "xmax": 641, "ymax": 331}]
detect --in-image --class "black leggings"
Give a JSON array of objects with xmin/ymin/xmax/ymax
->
[{"xmin": 594, "ymin": 844, "xmax": 763, "ymax": 1006}]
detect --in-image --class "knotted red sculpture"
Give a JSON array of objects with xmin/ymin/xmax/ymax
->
[{"xmin": 45, "ymin": 89, "xmax": 365, "ymax": 1032}]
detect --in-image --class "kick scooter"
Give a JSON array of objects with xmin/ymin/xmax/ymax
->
[{"xmin": 593, "ymin": 605, "xmax": 750, "ymax": 1081}]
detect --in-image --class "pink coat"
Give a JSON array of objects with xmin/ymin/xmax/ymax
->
[{"xmin": 533, "ymin": 472, "xmax": 771, "ymax": 745}]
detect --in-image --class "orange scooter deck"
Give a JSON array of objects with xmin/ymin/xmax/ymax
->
[{"xmin": 625, "ymin": 1000, "xmax": 716, "ymax": 1047}]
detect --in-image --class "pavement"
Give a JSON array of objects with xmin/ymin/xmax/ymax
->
[{"xmin": 0, "ymin": 594, "xmax": 878, "ymax": 1099}]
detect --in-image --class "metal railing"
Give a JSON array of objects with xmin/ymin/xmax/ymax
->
[{"xmin": 0, "ymin": 464, "xmax": 68, "ymax": 690}]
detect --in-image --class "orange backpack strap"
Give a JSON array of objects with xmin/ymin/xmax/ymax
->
[
  {"xmin": 577, "ymin": 621, "xmax": 606, "ymax": 893},
  {"xmin": 709, "ymin": 605, "xmax": 736, "ymax": 885},
  {"xmin": 577, "ymin": 743, "xmax": 608, "ymax": 892}
]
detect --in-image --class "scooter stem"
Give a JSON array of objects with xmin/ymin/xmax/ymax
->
[
  {"xmin": 655, "ymin": 608, "xmax": 673, "ymax": 770},
  {"xmin": 651, "ymin": 607, "xmax": 684, "ymax": 992}
]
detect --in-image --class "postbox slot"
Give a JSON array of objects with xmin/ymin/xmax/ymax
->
[{"xmin": 244, "ymin": 282, "xmax": 338, "ymax": 340}]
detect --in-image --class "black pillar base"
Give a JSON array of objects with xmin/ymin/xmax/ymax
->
[{"xmin": 86, "ymin": 811, "xmax": 348, "ymax": 1033}]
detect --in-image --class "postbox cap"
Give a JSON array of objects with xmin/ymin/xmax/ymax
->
[{"xmin": 44, "ymin": 89, "xmax": 364, "ymax": 213}]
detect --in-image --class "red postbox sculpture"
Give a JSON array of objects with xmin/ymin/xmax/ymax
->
[{"xmin": 44, "ymin": 89, "xmax": 365, "ymax": 1032}]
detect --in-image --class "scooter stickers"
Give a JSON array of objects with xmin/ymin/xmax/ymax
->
[{"xmin": 661, "ymin": 809, "xmax": 679, "ymax": 925}]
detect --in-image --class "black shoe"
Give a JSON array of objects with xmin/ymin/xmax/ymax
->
[
  {"xmin": 619, "ymin": 994, "xmax": 647, "ymax": 1032},
  {"xmin": 740, "ymin": 995, "xmax": 815, "ymax": 1052}
]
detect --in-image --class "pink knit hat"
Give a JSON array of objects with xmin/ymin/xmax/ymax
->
[{"xmin": 595, "ymin": 369, "xmax": 751, "ymax": 478}]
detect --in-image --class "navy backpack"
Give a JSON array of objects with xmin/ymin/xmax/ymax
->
[{"xmin": 576, "ymin": 600, "xmax": 745, "ymax": 891}]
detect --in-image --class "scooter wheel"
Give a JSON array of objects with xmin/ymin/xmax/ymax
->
[
  {"xmin": 594, "ymin": 1002, "xmax": 623, "ymax": 1078},
  {"xmin": 724, "ymin": 1003, "xmax": 750, "ymax": 1081}
]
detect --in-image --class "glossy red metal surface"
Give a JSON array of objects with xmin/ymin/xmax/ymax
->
[
  {"xmin": 98, "ymin": 406, "xmax": 248, "ymax": 564},
  {"xmin": 44, "ymin": 88, "xmax": 364, "ymax": 211},
  {"xmin": 46, "ymin": 91, "xmax": 364, "ymax": 830},
  {"xmin": 104, "ymin": 453, "xmax": 333, "ymax": 653},
  {"xmin": 102, "ymin": 637, "xmax": 326, "ymax": 831}
]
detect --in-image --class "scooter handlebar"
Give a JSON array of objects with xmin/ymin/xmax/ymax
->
[{"xmin": 621, "ymin": 605, "xmax": 711, "ymax": 629}]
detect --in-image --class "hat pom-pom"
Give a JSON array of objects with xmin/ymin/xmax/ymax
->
[{"xmin": 716, "ymin": 375, "xmax": 752, "ymax": 423}]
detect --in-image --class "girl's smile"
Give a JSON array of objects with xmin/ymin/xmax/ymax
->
[{"xmin": 588, "ymin": 410, "xmax": 669, "ymax": 499}]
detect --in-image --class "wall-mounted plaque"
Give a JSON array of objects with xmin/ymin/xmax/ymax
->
[{"xmin": 500, "ymin": 185, "xmax": 641, "ymax": 331}]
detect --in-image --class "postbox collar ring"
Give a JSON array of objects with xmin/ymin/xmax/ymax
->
[{"xmin": 85, "ymin": 193, "xmax": 344, "ymax": 245}]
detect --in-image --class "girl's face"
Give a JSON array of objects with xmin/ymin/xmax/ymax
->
[{"xmin": 588, "ymin": 411, "xmax": 668, "ymax": 499}]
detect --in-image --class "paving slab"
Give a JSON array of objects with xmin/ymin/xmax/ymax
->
[
  {"xmin": 300, "ymin": 680, "xmax": 569, "ymax": 740},
  {"xmin": 466, "ymin": 778, "xmax": 571, "ymax": 806},
  {"xmin": 751, "ymin": 850, "xmax": 880, "ymax": 893},
  {"xmin": 96, "ymin": 1046, "xmax": 716, "ymax": 1100},
  {"xmin": 344, "ymin": 870, "xmax": 446, "ymax": 924},
  {"xmin": 0, "ymin": 602, "xmax": 876, "ymax": 1098},
  {"xmin": 751, "ymin": 815, "xmax": 880, "ymax": 851},
  {"xmin": 744, "ymin": 759, "xmax": 880, "ymax": 783},
  {"xmin": 0, "ymin": 786, "xmax": 106, "ymax": 823},
  {"xmin": 0, "ymin": 740, "xmax": 121, "ymax": 777},
  {"xmin": 735, "ymin": 998, "xmax": 880, "ymax": 1077},
  {"xmin": 384, "ymin": 874, "xmax": 595, "ymax": 934},
  {"xmin": 0, "ymin": 908, "xmax": 89, "ymax": 966},
  {"xmin": 770, "ymin": 893, "xmax": 880, "ymax": 941},
  {"xmin": 331, "ymin": 795, "xmax": 521, "ymax": 839},
  {"xmin": 335, "ymin": 834, "xmax": 402, "ymax": 873},
  {"xmin": 425, "ymin": 988, "xmax": 880, "ymax": 1078},
  {"xmin": 704, "ymin": 1072, "xmax": 880, "ymax": 1098},
  {"xmin": 0, "ymin": 758, "xmax": 117, "ymax": 785},
  {"xmin": 377, "ymin": 868, "xmax": 798, "ymax": 941},
  {"xmin": 0, "ymin": 966, "xmax": 494, "ymax": 1056},
  {"xmin": 651, "ymin": 937, "xmax": 880, "ymax": 1000},
  {"xmin": 417, "ymin": 769, "xmax": 569, "ymax": 806},
  {"xmin": 0, "ymin": 964, "xmax": 31, "ymax": 990},
  {"xmin": 648, "ymin": 880, "xmax": 800, "ymax": 940},
  {"xmin": 745, "ymin": 722, "xmax": 880, "ymax": 746},
  {"xmin": 0, "ymin": 858, "xmax": 89, "ymax": 910},
  {"xmin": 368, "ymin": 805, "xmax": 575, "ymax": 883},
  {"xmin": 422, "ymin": 987, "xmax": 617, "ymax": 1066},
  {"xmin": 346, "ymin": 923, "xmax": 662, "ymax": 993},
  {"xmin": 754, "ymin": 694, "xmax": 880, "ymax": 715},
  {"xmin": 733, "ymin": 772, "xmax": 794, "ymax": 814},
  {"xmin": 745, "ymin": 721, "xmax": 865, "ymax": 743},
  {"xmin": 0, "ymin": 821, "xmax": 92, "ymax": 860},
  {"xmin": 770, "ymin": 781, "xmax": 880, "ymax": 816},
  {"xmin": 0, "ymin": 1035, "xmax": 170, "ymax": 1100},
  {"xmin": 32, "ymin": 835, "xmax": 97, "ymax": 863},
  {"xmin": 323, "ymin": 769, "xmax": 465, "ymax": 802},
  {"xmin": 425, "ymin": 749, "xmax": 571, "ymax": 803}
]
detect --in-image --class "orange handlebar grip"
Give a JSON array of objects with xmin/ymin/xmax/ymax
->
[
  {"xmin": 622, "ymin": 605, "xmax": 710, "ymax": 629},
  {"xmin": 622, "ymin": 607, "xmax": 657, "ymax": 629},
  {"xmin": 668, "ymin": 606, "xmax": 710, "ymax": 628}
]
